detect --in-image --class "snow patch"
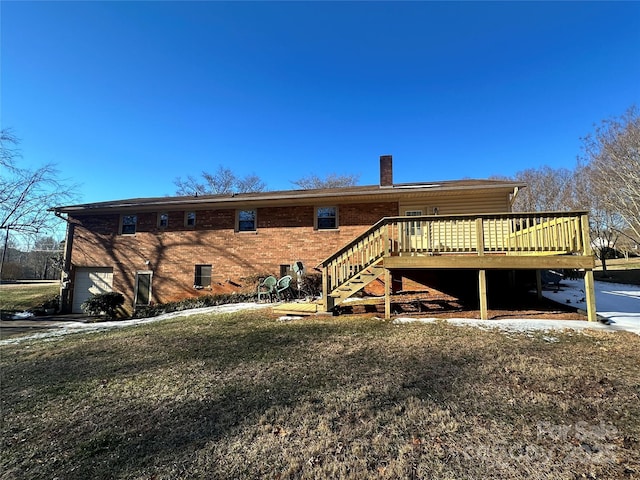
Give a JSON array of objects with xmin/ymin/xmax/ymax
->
[
  {"xmin": 542, "ymin": 279, "xmax": 640, "ymax": 335},
  {"xmin": 9, "ymin": 311, "xmax": 35, "ymax": 320},
  {"xmin": 277, "ymin": 316, "xmax": 304, "ymax": 322}
]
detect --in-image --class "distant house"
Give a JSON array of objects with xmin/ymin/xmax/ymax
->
[{"xmin": 52, "ymin": 156, "xmax": 597, "ymax": 320}]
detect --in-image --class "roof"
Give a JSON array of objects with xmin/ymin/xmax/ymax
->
[{"xmin": 51, "ymin": 179, "xmax": 526, "ymax": 214}]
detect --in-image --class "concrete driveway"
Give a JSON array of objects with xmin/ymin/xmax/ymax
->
[{"xmin": 0, "ymin": 314, "xmax": 92, "ymax": 340}]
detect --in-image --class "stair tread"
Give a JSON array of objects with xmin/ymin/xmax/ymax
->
[{"xmin": 326, "ymin": 256, "xmax": 385, "ymax": 309}]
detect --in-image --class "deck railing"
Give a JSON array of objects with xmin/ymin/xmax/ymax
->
[{"xmin": 320, "ymin": 211, "xmax": 590, "ymax": 294}]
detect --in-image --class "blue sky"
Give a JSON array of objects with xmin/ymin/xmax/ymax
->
[{"xmin": 2, "ymin": 1, "xmax": 639, "ymax": 205}]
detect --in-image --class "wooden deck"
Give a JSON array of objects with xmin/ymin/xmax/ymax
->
[
  {"xmin": 319, "ymin": 211, "xmax": 597, "ymax": 321},
  {"xmin": 272, "ymin": 301, "xmax": 320, "ymax": 316}
]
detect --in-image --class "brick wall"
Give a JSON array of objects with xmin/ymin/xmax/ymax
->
[{"xmin": 68, "ymin": 202, "xmax": 398, "ymax": 311}]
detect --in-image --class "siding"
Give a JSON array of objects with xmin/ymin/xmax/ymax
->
[{"xmin": 400, "ymin": 191, "xmax": 511, "ymax": 216}]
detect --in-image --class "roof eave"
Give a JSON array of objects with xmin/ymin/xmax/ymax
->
[{"xmin": 51, "ymin": 181, "xmax": 526, "ymax": 214}]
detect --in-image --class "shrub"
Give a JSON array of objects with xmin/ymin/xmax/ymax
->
[
  {"xmin": 41, "ymin": 295, "xmax": 60, "ymax": 313},
  {"xmin": 240, "ymin": 272, "xmax": 275, "ymax": 294},
  {"xmin": 81, "ymin": 292, "xmax": 125, "ymax": 319},
  {"xmin": 302, "ymin": 272, "xmax": 322, "ymax": 296},
  {"xmin": 131, "ymin": 292, "xmax": 257, "ymax": 318},
  {"xmin": 290, "ymin": 272, "xmax": 322, "ymax": 298}
]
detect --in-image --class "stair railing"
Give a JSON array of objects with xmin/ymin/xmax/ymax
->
[{"xmin": 320, "ymin": 211, "xmax": 590, "ymax": 309}]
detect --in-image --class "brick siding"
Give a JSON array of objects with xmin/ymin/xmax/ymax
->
[{"xmin": 68, "ymin": 202, "xmax": 398, "ymax": 311}]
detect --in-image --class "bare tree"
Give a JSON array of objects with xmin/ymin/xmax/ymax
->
[
  {"xmin": 0, "ymin": 129, "xmax": 74, "ymax": 277},
  {"xmin": 174, "ymin": 166, "xmax": 266, "ymax": 195},
  {"xmin": 581, "ymin": 106, "xmax": 640, "ymax": 244},
  {"xmin": 574, "ymin": 162, "xmax": 627, "ymax": 272},
  {"xmin": 292, "ymin": 173, "xmax": 360, "ymax": 190},
  {"xmin": 493, "ymin": 166, "xmax": 574, "ymax": 212},
  {"xmin": 615, "ymin": 230, "xmax": 639, "ymax": 260},
  {"xmin": 1, "ymin": 129, "xmax": 19, "ymax": 168},
  {"xmin": 234, "ymin": 173, "xmax": 265, "ymax": 194}
]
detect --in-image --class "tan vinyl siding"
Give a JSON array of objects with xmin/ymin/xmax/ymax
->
[{"xmin": 399, "ymin": 191, "xmax": 511, "ymax": 217}]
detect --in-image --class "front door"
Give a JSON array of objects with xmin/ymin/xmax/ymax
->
[{"xmin": 400, "ymin": 208, "xmax": 428, "ymax": 252}]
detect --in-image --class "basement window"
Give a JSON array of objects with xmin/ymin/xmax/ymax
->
[
  {"xmin": 194, "ymin": 264, "xmax": 212, "ymax": 289},
  {"xmin": 315, "ymin": 206, "xmax": 338, "ymax": 230},
  {"xmin": 121, "ymin": 215, "xmax": 137, "ymax": 235},
  {"xmin": 280, "ymin": 264, "xmax": 292, "ymax": 278}
]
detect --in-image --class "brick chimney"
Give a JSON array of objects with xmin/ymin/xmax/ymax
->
[{"xmin": 380, "ymin": 155, "xmax": 393, "ymax": 187}]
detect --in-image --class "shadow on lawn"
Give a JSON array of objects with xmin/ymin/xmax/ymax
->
[
  {"xmin": 2, "ymin": 317, "xmax": 493, "ymax": 479},
  {"xmin": 2, "ymin": 314, "xmax": 634, "ymax": 479},
  {"xmin": 66, "ymin": 353, "xmax": 484, "ymax": 478}
]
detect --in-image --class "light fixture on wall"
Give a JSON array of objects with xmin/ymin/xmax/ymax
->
[
  {"xmin": 144, "ymin": 260, "xmax": 150, "ymax": 266},
  {"xmin": 433, "ymin": 207, "xmax": 439, "ymax": 215}
]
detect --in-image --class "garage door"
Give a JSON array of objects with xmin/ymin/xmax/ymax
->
[{"xmin": 72, "ymin": 267, "xmax": 114, "ymax": 313}]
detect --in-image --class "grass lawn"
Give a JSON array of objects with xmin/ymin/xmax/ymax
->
[
  {"xmin": 0, "ymin": 282, "xmax": 59, "ymax": 312},
  {"xmin": 1, "ymin": 310, "xmax": 639, "ymax": 479}
]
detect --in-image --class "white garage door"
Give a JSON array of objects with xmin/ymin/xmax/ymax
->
[{"xmin": 72, "ymin": 267, "xmax": 114, "ymax": 313}]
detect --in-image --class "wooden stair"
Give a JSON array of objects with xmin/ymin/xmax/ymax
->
[{"xmin": 327, "ymin": 258, "xmax": 385, "ymax": 307}]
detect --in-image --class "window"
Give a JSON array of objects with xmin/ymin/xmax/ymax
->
[
  {"xmin": 316, "ymin": 206, "xmax": 338, "ymax": 230},
  {"xmin": 186, "ymin": 211, "xmax": 196, "ymax": 227},
  {"xmin": 194, "ymin": 264, "xmax": 212, "ymax": 288},
  {"xmin": 237, "ymin": 209, "xmax": 256, "ymax": 232},
  {"xmin": 121, "ymin": 215, "xmax": 137, "ymax": 235},
  {"xmin": 158, "ymin": 213, "xmax": 169, "ymax": 228}
]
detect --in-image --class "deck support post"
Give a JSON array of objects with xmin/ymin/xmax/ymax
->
[
  {"xmin": 579, "ymin": 213, "xmax": 597, "ymax": 322},
  {"xmin": 478, "ymin": 269, "xmax": 488, "ymax": 320},
  {"xmin": 322, "ymin": 266, "xmax": 333, "ymax": 313},
  {"xmin": 475, "ymin": 218, "xmax": 488, "ymax": 320},
  {"xmin": 535, "ymin": 270, "xmax": 543, "ymax": 301},
  {"xmin": 584, "ymin": 269, "xmax": 598, "ymax": 322},
  {"xmin": 384, "ymin": 268, "xmax": 391, "ymax": 319}
]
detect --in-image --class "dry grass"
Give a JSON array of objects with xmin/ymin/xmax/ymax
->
[
  {"xmin": 0, "ymin": 282, "xmax": 59, "ymax": 312},
  {"xmin": 1, "ymin": 310, "xmax": 639, "ymax": 479},
  {"xmin": 596, "ymin": 258, "xmax": 640, "ymax": 271}
]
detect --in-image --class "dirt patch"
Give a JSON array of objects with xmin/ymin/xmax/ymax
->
[{"xmin": 338, "ymin": 287, "xmax": 586, "ymax": 321}]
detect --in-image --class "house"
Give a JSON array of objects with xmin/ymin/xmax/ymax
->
[{"xmin": 51, "ymin": 156, "xmax": 597, "ymax": 320}]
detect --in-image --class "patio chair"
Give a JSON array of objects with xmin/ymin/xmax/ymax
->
[
  {"xmin": 275, "ymin": 275, "xmax": 293, "ymax": 301},
  {"xmin": 257, "ymin": 275, "xmax": 277, "ymax": 302}
]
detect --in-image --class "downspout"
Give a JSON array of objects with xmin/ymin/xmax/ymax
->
[{"xmin": 53, "ymin": 210, "xmax": 75, "ymax": 313}]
